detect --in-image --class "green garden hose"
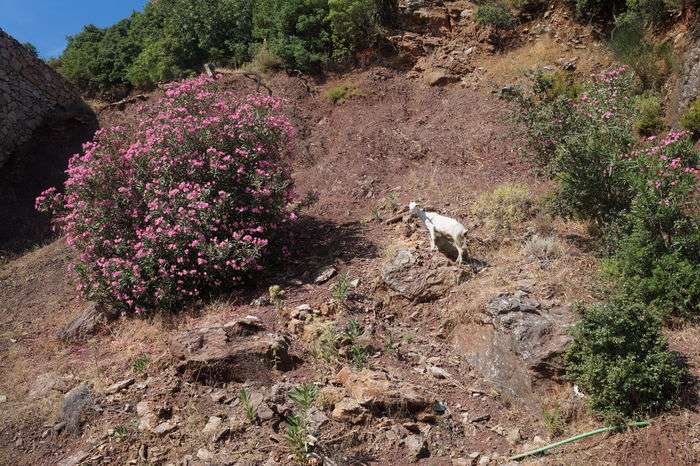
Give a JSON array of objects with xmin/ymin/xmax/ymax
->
[{"xmin": 509, "ymin": 420, "xmax": 650, "ymax": 462}]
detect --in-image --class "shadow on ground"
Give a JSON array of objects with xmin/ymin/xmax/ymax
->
[{"xmin": 0, "ymin": 110, "xmax": 98, "ymax": 256}]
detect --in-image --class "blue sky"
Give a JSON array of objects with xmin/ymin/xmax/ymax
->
[{"xmin": 1, "ymin": 0, "xmax": 147, "ymax": 58}]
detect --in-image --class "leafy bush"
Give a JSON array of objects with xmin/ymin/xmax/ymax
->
[
  {"xmin": 565, "ymin": 300, "xmax": 686, "ymax": 419},
  {"xmin": 633, "ymin": 94, "xmax": 665, "ymax": 135},
  {"xmin": 327, "ymin": 0, "xmax": 379, "ymax": 61},
  {"xmin": 605, "ymin": 132, "xmax": 700, "ymax": 320},
  {"xmin": 627, "ymin": 0, "xmax": 676, "ymax": 23},
  {"xmin": 549, "ymin": 67, "xmax": 639, "ymax": 225},
  {"xmin": 59, "ymin": 18, "xmax": 141, "ymax": 97},
  {"xmin": 36, "ymin": 75, "xmax": 299, "ymax": 314},
  {"xmin": 57, "ymin": 0, "xmax": 386, "ymax": 94},
  {"xmin": 680, "ymin": 99, "xmax": 700, "ymax": 136},
  {"xmin": 473, "ymin": 183, "xmax": 534, "ymax": 232},
  {"xmin": 476, "ymin": 2, "xmax": 516, "ymax": 29},
  {"xmin": 610, "ymin": 12, "xmax": 674, "ymax": 90},
  {"xmin": 567, "ymin": 0, "xmax": 626, "ymax": 18}
]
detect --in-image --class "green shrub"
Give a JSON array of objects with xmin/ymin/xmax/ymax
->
[
  {"xmin": 627, "ymin": 0, "xmax": 678, "ymax": 23},
  {"xmin": 610, "ymin": 12, "xmax": 674, "ymax": 90},
  {"xmin": 325, "ymin": 83, "xmax": 362, "ymax": 104},
  {"xmin": 548, "ymin": 68, "xmax": 639, "ymax": 225},
  {"xmin": 327, "ymin": 0, "xmax": 379, "ymax": 60},
  {"xmin": 680, "ymin": 99, "xmax": 700, "ymax": 136},
  {"xmin": 633, "ymin": 94, "xmax": 665, "ymax": 135},
  {"xmin": 605, "ymin": 132, "xmax": 700, "ymax": 320},
  {"xmin": 567, "ymin": 0, "xmax": 626, "ymax": 18},
  {"xmin": 565, "ymin": 300, "xmax": 687, "ymax": 420},
  {"xmin": 473, "ymin": 183, "xmax": 534, "ymax": 232},
  {"xmin": 476, "ymin": 2, "xmax": 516, "ymax": 29}
]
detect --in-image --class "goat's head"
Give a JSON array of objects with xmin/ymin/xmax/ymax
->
[{"xmin": 408, "ymin": 201, "xmax": 419, "ymax": 214}]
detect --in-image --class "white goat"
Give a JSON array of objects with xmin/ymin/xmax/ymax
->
[{"xmin": 409, "ymin": 201, "xmax": 467, "ymax": 263}]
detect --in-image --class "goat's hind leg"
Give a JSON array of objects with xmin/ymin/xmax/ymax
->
[{"xmin": 428, "ymin": 225, "xmax": 437, "ymax": 251}]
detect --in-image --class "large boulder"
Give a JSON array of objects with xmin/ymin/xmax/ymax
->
[
  {"xmin": 57, "ymin": 302, "xmax": 117, "ymax": 342},
  {"xmin": 335, "ymin": 367, "xmax": 432, "ymax": 416},
  {"xmin": 170, "ymin": 317, "xmax": 294, "ymax": 384},
  {"xmin": 381, "ymin": 248, "xmax": 468, "ymax": 302},
  {"xmin": 453, "ymin": 290, "xmax": 573, "ymax": 410}
]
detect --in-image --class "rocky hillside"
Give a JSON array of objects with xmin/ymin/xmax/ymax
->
[{"xmin": 1, "ymin": 1, "xmax": 699, "ymax": 466}]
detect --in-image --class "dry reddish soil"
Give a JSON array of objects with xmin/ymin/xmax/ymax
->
[{"xmin": 2, "ymin": 3, "xmax": 700, "ymax": 466}]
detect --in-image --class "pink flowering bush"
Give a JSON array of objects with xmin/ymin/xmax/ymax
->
[
  {"xmin": 607, "ymin": 131, "xmax": 700, "ymax": 319},
  {"xmin": 37, "ymin": 74, "xmax": 300, "ymax": 313}
]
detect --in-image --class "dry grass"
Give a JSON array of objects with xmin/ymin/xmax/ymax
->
[
  {"xmin": 523, "ymin": 234, "xmax": 564, "ymax": 260},
  {"xmin": 473, "ymin": 183, "xmax": 534, "ymax": 235}
]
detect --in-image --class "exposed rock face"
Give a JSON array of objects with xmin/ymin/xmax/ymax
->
[
  {"xmin": 679, "ymin": 28, "xmax": 700, "ymax": 108},
  {"xmin": 336, "ymin": 367, "xmax": 432, "ymax": 416},
  {"xmin": 170, "ymin": 318, "xmax": 294, "ymax": 384},
  {"xmin": 382, "ymin": 248, "xmax": 468, "ymax": 301},
  {"xmin": 0, "ymin": 29, "xmax": 84, "ymax": 167},
  {"xmin": 453, "ymin": 290, "xmax": 573, "ymax": 410}
]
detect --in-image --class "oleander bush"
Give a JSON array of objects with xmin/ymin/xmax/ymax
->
[{"xmin": 36, "ymin": 75, "xmax": 300, "ymax": 314}]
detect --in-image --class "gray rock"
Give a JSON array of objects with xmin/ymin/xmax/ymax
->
[
  {"xmin": 404, "ymin": 434, "xmax": 429, "ymax": 459},
  {"xmin": 454, "ymin": 291, "xmax": 574, "ymax": 411},
  {"xmin": 314, "ymin": 266, "xmax": 337, "ymax": 284},
  {"xmin": 57, "ymin": 450, "xmax": 89, "ymax": 466},
  {"xmin": 428, "ymin": 366, "xmax": 450, "ymax": 379},
  {"xmin": 679, "ymin": 29, "xmax": 700, "ymax": 108},
  {"xmin": 202, "ymin": 416, "xmax": 222, "ymax": 436},
  {"xmin": 170, "ymin": 321, "xmax": 294, "ymax": 384},
  {"xmin": 61, "ymin": 383, "xmax": 92, "ymax": 435},
  {"xmin": 29, "ymin": 372, "xmax": 70, "ymax": 399},
  {"xmin": 153, "ymin": 419, "xmax": 177, "ymax": 436},
  {"xmin": 104, "ymin": 378, "xmax": 135, "ymax": 394},
  {"xmin": 57, "ymin": 302, "xmax": 116, "ymax": 342},
  {"xmin": 382, "ymin": 248, "xmax": 467, "ymax": 302}
]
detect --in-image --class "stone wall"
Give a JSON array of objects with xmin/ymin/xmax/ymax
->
[
  {"xmin": 0, "ymin": 28, "xmax": 84, "ymax": 167},
  {"xmin": 679, "ymin": 27, "xmax": 700, "ymax": 110}
]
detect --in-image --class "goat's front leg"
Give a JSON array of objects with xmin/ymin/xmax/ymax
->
[{"xmin": 428, "ymin": 225, "xmax": 436, "ymax": 251}]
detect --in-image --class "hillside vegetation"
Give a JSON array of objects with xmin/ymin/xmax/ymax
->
[
  {"xmin": 51, "ymin": 0, "xmax": 393, "ymax": 97},
  {"xmin": 3, "ymin": 0, "xmax": 700, "ymax": 464}
]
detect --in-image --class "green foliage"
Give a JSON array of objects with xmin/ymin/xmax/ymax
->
[
  {"xmin": 22, "ymin": 42, "xmax": 39, "ymax": 57},
  {"xmin": 288, "ymin": 382, "xmax": 318, "ymax": 409},
  {"xmin": 132, "ymin": 355, "xmax": 149, "ymax": 373},
  {"xmin": 542, "ymin": 404, "xmax": 565, "ymax": 437},
  {"xmin": 610, "ymin": 12, "xmax": 675, "ymax": 91},
  {"xmin": 56, "ymin": 0, "xmax": 386, "ymax": 95},
  {"xmin": 604, "ymin": 134, "xmax": 700, "ymax": 320},
  {"xmin": 59, "ymin": 18, "xmax": 141, "ymax": 97},
  {"xmin": 476, "ymin": 2, "xmax": 516, "ymax": 29},
  {"xmin": 565, "ymin": 300, "xmax": 686, "ymax": 420},
  {"xmin": 633, "ymin": 94, "xmax": 665, "ymax": 135},
  {"xmin": 285, "ymin": 383, "xmax": 318, "ymax": 462},
  {"xmin": 626, "ymin": 0, "xmax": 679, "ymax": 23},
  {"xmin": 567, "ymin": 0, "xmax": 626, "ymax": 19},
  {"xmin": 327, "ymin": 0, "xmax": 379, "ymax": 60},
  {"xmin": 239, "ymin": 387, "xmax": 258, "ymax": 423},
  {"xmin": 325, "ymin": 83, "xmax": 362, "ymax": 104},
  {"xmin": 680, "ymin": 99, "xmax": 700, "ymax": 136},
  {"xmin": 331, "ymin": 272, "xmax": 352, "ymax": 301}
]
